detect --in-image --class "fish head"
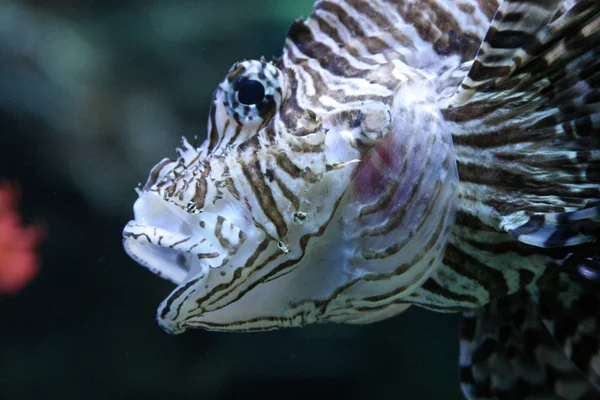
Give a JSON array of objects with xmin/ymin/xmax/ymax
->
[{"xmin": 123, "ymin": 56, "xmax": 458, "ymax": 333}]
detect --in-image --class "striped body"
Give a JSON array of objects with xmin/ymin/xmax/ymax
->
[
  {"xmin": 123, "ymin": 1, "xmax": 600, "ymax": 398},
  {"xmin": 123, "ymin": 48, "xmax": 458, "ymax": 332}
]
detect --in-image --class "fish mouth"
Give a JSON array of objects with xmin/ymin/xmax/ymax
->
[
  {"xmin": 123, "ymin": 191, "xmax": 266, "ymax": 334},
  {"xmin": 122, "ymin": 192, "xmax": 208, "ymax": 286}
]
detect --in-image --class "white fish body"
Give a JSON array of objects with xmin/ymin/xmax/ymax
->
[
  {"xmin": 124, "ymin": 56, "xmax": 458, "ymax": 332},
  {"xmin": 124, "ymin": 1, "xmax": 600, "ymax": 398}
]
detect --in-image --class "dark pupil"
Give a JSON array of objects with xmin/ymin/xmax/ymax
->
[{"xmin": 235, "ymin": 78, "xmax": 265, "ymax": 105}]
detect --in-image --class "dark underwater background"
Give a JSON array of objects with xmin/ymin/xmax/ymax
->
[{"xmin": 0, "ymin": 0, "xmax": 463, "ymax": 398}]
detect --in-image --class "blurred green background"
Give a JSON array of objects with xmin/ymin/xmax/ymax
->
[{"xmin": 0, "ymin": 0, "xmax": 463, "ymax": 399}]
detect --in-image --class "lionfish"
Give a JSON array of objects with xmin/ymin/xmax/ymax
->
[{"xmin": 123, "ymin": 0, "xmax": 600, "ymax": 398}]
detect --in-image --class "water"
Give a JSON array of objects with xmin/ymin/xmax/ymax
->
[{"xmin": 0, "ymin": 1, "xmax": 463, "ymax": 398}]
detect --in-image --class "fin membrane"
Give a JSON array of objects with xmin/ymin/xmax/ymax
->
[
  {"xmin": 509, "ymin": 206, "xmax": 600, "ymax": 248},
  {"xmin": 459, "ymin": 273, "xmax": 600, "ymax": 399},
  {"xmin": 445, "ymin": 0, "xmax": 600, "ymax": 262}
]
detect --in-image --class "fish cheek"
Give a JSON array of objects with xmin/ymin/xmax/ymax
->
[{"xmin": 155, "ymin": 262, "xmax": 306, "ymax": 333}]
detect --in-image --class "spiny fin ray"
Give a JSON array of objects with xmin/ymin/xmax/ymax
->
[
  {"xmin": 509, "ymin": 206, "xmax": 600, "ymax": 248},
  {"xmin": 445, "ymin": 0, "xmax": 600, "ymax": 261}
]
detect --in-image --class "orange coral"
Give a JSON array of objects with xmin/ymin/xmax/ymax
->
[{"xmin": 0, "ymin": 182, "xmax": 44, "ymax": 294}]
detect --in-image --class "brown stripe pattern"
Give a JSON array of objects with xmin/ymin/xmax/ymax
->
[
  {"xmin": 122, "ymin": 9, "xmax": 600, "ymax": 400},
  {"xmin": 459, "ymin": 286, "xmax": 600, "ymax": 400},
  {"xmin": 413, "ymin": 0, "xmax": 600, "ymax": 315},
  {"xmin": 122, "ymin": 1, "xmax": 600, "ymax": 398},
  {"xmin": 124, "ymin": 0, "xmax": 501, "ymax": 334}
]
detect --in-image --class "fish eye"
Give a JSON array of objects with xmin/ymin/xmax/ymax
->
[
  {"xmin": 234, "ymin": 78, "xmax": 265, "ymax": 105},
  {"xmin": 219, "ymin": 59, "xmax": 286, "ymax": 127}
]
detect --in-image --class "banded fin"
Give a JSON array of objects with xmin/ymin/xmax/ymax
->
[
  {"xmin": 509, "ymin": 206, "xmax": 600, "ymax": 248},
  {"xmin": 460, "ymin": 273, "xmax": 600, "ymax": 399},
  {"xmin": 457, "ymin": 0, "xmax": 564, "ymax": 101},
  {"xmin": 444, "ymin": 0, "xmax": 600, "ymax": 263},
  {"xmin": 535, "ymin": 272, "xmax": 600, "ymax": 391},
  {"xmin": 285, "ymin": 0, "xmax": 499, "ymax": 75}
]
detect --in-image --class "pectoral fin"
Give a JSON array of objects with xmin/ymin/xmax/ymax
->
[{"xmin": 459, "ymin": 272, "xmax": 600, "ymax": 400}]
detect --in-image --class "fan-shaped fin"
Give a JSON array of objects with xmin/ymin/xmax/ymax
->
[
  {"xmin": 444, "ymin": 0, "xmax": 600, "ymax": 263},
  {"xmin": 509, "ymin": 206, "xmax": 600, "ymax": 248},
  {"xmin": 459, "ymin": 273, "xmax": 600, "ymax": 399},
  {"xmin": 284, "ymin": 0, "xmax": 499, "ymax": 74}
]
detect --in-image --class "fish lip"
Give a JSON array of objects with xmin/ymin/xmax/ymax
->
[
  {"xmin": 124, "ymin": 191, "xmax": 262, "ymax": 334},
  {"xmin": 122, "ymin": 220, "xmax": 197, "ymax": 285},
  {"xmin": 122, "ymin": 192, "xmax": 219, "ymax": 334},
  {"xmin": 122, "ymin": 191, "xmax": 209, "ymax": 285},
  {"xmin": 123, "ymin": 219, "xmax": 212, "ymax": 335}
]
